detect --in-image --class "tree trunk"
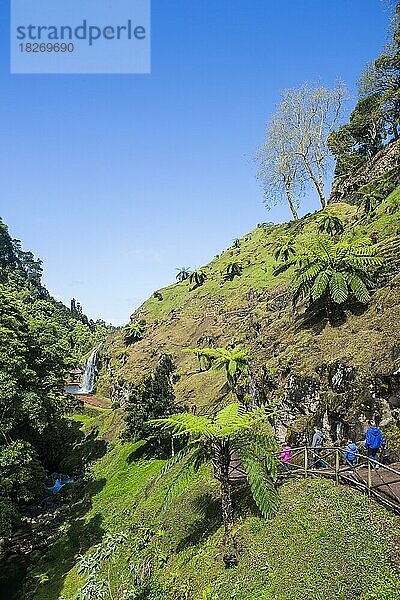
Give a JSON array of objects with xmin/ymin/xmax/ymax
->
[
  {"xmin": 220, "ymin": 471, "xmax": 234, "ymax": 534},
  {"xmin": 285, "ymin": 187, "xmax": 299, "ymax": 220},
  {"xmin": 301, "ymin": 156, "xmax": 326, "ymax": 208},
  {"xmin": 214, "ymin": 441, "xmax": 234, "ymax": 535}
]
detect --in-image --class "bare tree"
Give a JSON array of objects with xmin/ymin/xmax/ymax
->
[
  {"xmin": 255, "ymin": 113, "xmax": 303, "ymax": 220},
  {"xmin": 274, "ymin": 82, "xmax": 347, "ymax": 209}
]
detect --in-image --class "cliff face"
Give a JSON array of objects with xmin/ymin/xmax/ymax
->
[
  {"xmin": 98, "ymin": 188, "xmax": 400, "ymax": 451},
  {"xmin": 329, "ymin": 140, "xmax": 400, "ymax": 204}
]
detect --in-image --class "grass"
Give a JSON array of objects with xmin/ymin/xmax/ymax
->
[
  {"xmin": 29, "ymin": 190, "xmax": 400, "ymax": 599},
  {"xmin": 97, "ymin": 191, "xmax": 400, "ymax": 414},
  {"xmin": 30, "ymin": 415, "xmax": 400, "ymax": 599}
]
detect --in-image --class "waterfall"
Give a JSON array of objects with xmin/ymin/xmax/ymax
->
[{"xmin": 79, "ymin": 344, "xmax": 101, "ymax": 394}]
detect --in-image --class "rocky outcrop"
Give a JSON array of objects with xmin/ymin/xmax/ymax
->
[
  {"xmin": 329, "ymin": 140, "xmax": 400, "ymax": 204},
  {"xmin": 272, "ymin": 361, "xmax": 400, "ymax": 451}
]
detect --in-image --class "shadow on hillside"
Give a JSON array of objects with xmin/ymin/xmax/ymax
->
[
  {"xmin": 176, "ymin": 492, "xmax": 222, "ymax": 552},
  {"xmin": 24, "ymin": 476, "xmax": 107, "ymax": 599},
  {"xmin": 296, "ymin": 298, "xmax": 369, "ymax": 333},
  {"xmin": 60, "ymin": 426, "xmax": 108, "ymax": 473},
  {"xmin": 126, "ymin": 436, "xmax": 187, "ymax": 463},
  {"xmin": 231, "ymin": 485, "xmax": 260, "ymax": 518},
  {"xmin": 175, "ymin": 486, "xmax": 262, "ymax": 553}
]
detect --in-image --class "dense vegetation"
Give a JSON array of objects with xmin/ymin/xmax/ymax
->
[
  {"xmin": 27, "ymin": 408, "xmax": 400, "ymax": 600},
  {"xmin": 329, "ymin": 5, "xmax": 400, "ymax": 177},
  {"xmin": 1, "ymin": 5, "xmax": 400, "ymax": 600},
  {"xmin": 0, "ymin": 218, "xmax": 111, "ymax": 536}
]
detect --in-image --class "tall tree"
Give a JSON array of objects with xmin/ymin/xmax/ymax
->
[
  {"xmin": 268, "ymin": 82, "xmax": 347, "ymax": 208},
  {"xmin": 329, "ymin": 4, "xmax": 400, "ymax": 177},
  {"xmin": 359, "ymin": 5, "xmax": 400, "ymax": 141},
  {"xmin": 256, "ymin": 113, "xmax": 303, "ymax": 220}
]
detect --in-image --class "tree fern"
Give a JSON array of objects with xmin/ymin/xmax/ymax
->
[
  {"xmin": 151, "ymin": 403, "xmax": 279, "ymax": 539},
  {"xmin": 183, "ymin": 345, "xmax": 251, "ymax": 393},
  {"xmin": 292, "ymin": 237, "xmax": 383, "ymax": 309},
  {"xmin": 318, "ymin": 213, "xmax": 345, "ymax": 236}
]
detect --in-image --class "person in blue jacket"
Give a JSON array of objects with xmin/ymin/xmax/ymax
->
[
  {"xmin": 343, "ymin": 439, "xmax": 358, "ymax": 468},
  {"xmin": 364, "ymin": 421, "xmax": 385, "ymax": 463}
]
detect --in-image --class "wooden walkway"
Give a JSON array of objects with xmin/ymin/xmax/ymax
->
[
  {"xmin": 277, "ymin": 447, "xmax": 400, "ymax": 514},
  {"xmin": 227, "ymin": 446, "xmax": 400, "ymax": 514}
]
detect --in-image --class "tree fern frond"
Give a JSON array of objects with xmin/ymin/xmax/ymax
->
[
  {"xmin": 164, "ymin": 448, "xmax": 206, "ymax": 502},
  {"xmin": 311, "ymin": 270, "xmax": 330, "ymax": 300},
  {"xmin": 238, "ymin": 449, "xmax": 280, "ymax": 519},
  {"xmin": 150, "ymin": 412, "xmax": 214, "ymax": 437},
  {"xmin": 152, "ymin": 443, "xmax": 199, "ymax": 483},
  {"xmin": 329, "ymin": 271, "xmax": 348, "ymax": 304},
  {"xmin": 344, "ymin": 272, "xmax": 371, "ymax": 303}
]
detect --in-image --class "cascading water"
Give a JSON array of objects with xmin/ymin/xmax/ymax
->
[{"xmin": 79, "ymin": 344, "xmax": 101, "ymax": 394}]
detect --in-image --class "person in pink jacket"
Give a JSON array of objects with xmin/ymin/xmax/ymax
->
[{"xmin": 279, "ymin": 442, "xmax": 292, "ymax": 472}]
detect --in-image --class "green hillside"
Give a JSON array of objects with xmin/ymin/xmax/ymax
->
[
  {"xmin": 97, "ymin": 188, "xmax": 400, "ymax": 446},
  {"xmin": 28, "ymin": 407, "xmax": 400, "ymax": 600},
  {"xmin": 24, "ymin": 186, "xmax": 400, "ymax": 600}
]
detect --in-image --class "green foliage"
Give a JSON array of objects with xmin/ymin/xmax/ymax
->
[
  {"xmin": 0, "ymin": 440, "xmax": 46, "ymax": 503},
  {"xmin": 223, "ymin": 262, "xmax": 242, "ymax": 281},
  {"xmin": 124, "ymin": 355, "xmax": 180, "ymax": 443},
  {"xmin": 318, "ymin": 213, "xmax": 345, "ymax": 236},
  {"xmin": 201, "ymin": 589, "xmax": 219, "ymax": 600},
  {"xmin": 274, "ymin": 238, "xmax": 296, "ymax": 262},
  {"xmin": 59, "ymin": 532, "xmax": 128, "ymax": 600},
  {"xmin": 176, "ymin": 267, "xmax": 191, "ymax": 283},
  {"xmin": 183, "ymin": 345, "xmax": 250, "ymax": 390},
  {"xmin": 357, "ymin": 188, "xmax": 385, "ymax": 215},
  {"xmin": 151, "ymin": 403, "xmax": 279, "ymax": 529},
  {"xmin": 292, "ymin": 237, "xmax": 383, "ymax": 307},
  {"xmin": 329, "ymin": 5, "xmax": 400, "ymax": 176},
  {"xmin": 189, "ymin": 270, "xmax": 207, "ymax": 289},
  {"xmin": 0, "ymin": 217, "xmax": 110, "ymax": 536},
  {"xmin": 123, "ymin": 320, "xmax": 146, "ymax": 345}
]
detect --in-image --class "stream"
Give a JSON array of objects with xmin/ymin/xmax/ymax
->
[{"xmin": 0, "ymin": 477, "xmax": 75, "ymax": 599}]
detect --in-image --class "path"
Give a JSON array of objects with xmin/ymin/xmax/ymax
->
[
  {"xmin": 76, "ymin": 394, "xmax": 110, "ymax": 409},
  {"xmin": 278, "ymin": 447, "xmax": 400, "ymax": 514},
  {"xmin": 228, "ymin": 446, "xmax": 400, "ymax": 514}
]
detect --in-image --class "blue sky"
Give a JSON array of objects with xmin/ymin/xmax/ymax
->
[{"xmin": 0, "ymin": 1, "xmax": 392, "ymax": 324}]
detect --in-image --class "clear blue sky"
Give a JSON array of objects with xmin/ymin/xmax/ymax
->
[{"xmin": 0, "ymin": 1, "xmax": 392, "ymax": 324}]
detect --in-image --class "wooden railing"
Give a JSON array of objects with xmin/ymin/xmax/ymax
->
[{"xmin": 278, "ymin": 446, "xmax": 400, "ymax": 514}]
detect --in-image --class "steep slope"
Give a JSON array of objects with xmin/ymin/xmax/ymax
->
[
  {"xmin": 29, "ymin": 406, "xmax": 400, "ymax": 600},
  {"xmin": 97, "ymin": 187, "xmax": 400, "ymax": 448}
]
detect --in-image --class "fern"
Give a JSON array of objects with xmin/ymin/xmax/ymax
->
[
  {"xmin": 292, "ymin": 236, "xmax": 383, "ymax": 308},
  {"xmin": 151, "ymin": 403, "xmax": 279, "ymax": 533},
  {"xmin": 329, "ymin": 272, "xmax": 348, "ymax": 304},
  {"xmin": 238, "ymin": 447, "xmax": 279, "ymax": 519},
  {"xmin": 311, "ymin": 270, "xmax": 330, "ymax": 299}
]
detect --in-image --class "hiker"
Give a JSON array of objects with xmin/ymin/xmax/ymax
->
[
  {"xmin": 364, "ymin": 421, "xmax": 385, "ymax": 463},
  {"xmin": 311, "ymin": 426, "xmax": 327, "ymax": 469},
  {"xmin": 279, "ymin": 442, "xmax": 292, "ymax": 472},
  {"xmin": 343, "ymin": 439, "xmax": 358, "ymax": 468}
]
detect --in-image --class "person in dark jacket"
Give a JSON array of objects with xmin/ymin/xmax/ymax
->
[
  {"xmin": 364, "ymin": 421, "xmax": 385, "ymax": 463},
  {"xmin": 343, "ymin": 439, "xmax": 358, "ymax": 468},
  {"xmin": 311, "ymin": 426, "xmax": 327, "ymax": 469}
]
